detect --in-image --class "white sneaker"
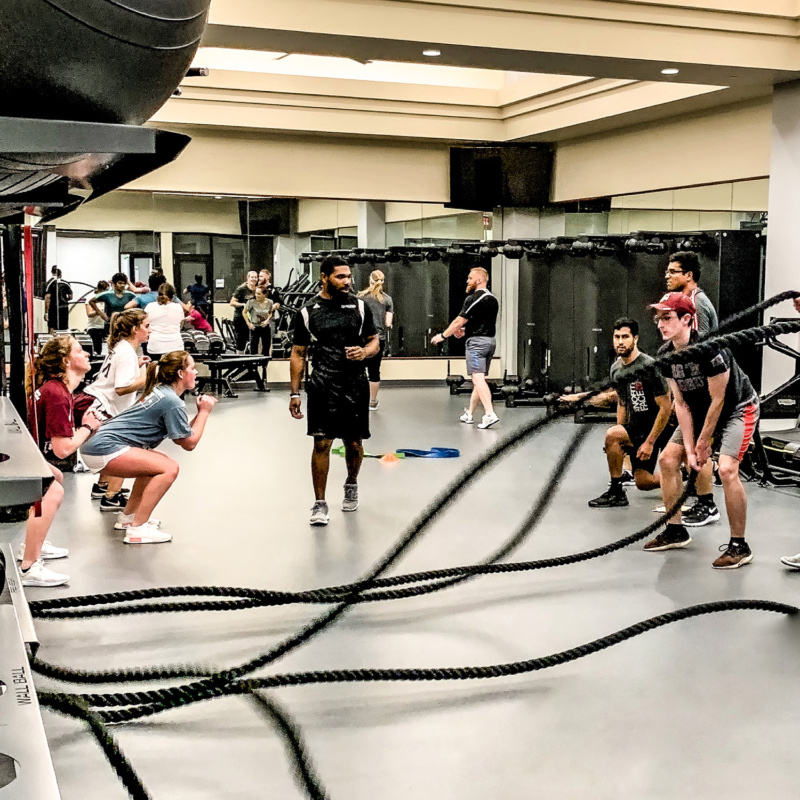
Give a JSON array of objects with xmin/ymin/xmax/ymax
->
[
  {"xmin": 780, "ymin": 553, "xmax": 800, "ymax": 569},
  {"xmin": 123, "ymin": 523, "xmax": 172, "ymax": 544},
  {"xmin": 114, "ymin": 513, "xmax": 162, "ymax": 531},
  {"xmin": 310, "ymin": 500, "xmax": 329, "ymax": 526},
  {"xmin": 459, "ymin": 409, "xmax": 474, "ymax": 424},
  {"xmin": 16, "ymin": 540, "xmax": 69, "ymax": 562},
  {"xmin": 20, "ymin": 559, "xmax": 70, "ymax": 588},
  {"xmin": 477, "ymin": 413, "xmax": 500, "ymax": 429}
]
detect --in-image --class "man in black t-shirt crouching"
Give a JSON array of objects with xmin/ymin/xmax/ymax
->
[
  {"xmin": 563, "ymin": 318, "xmax": 674, "ymax": 508},
  {"xmin": 290, "ymin": 256, "xmax": 379, "ymax": 526},
  {"xmin": 644, "ymin": 293, "xmax": 759, "ymax": 569},
  {"xmin": 431, "ymin": 267, "xmax": 500, "ymax": 429}
]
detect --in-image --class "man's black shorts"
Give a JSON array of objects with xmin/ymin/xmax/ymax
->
[
  {"xmin": 621, "ymin": 422, "xmax": 675, "ymax": 475},
  {"xmin": 306, "ymin": 380, "xmax": 370, "ymax": 441}
]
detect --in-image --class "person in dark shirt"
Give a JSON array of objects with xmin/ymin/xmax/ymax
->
[
  {"xmin": 230, "ymin": 270, "xmax": 258, "ymax": 352},
  {"xmin": 44, "ymin": 267, "xmax": 73, "ymax": 332},
  {"xmin": 186, "ymin": 274, "xmax": 210, "ymax": 317},
  {"xmin": 290, "ymin": 256, "xmax": 379, "ymax": 526},
  {"xmin": 563, "ymin": 318, "xmax": 674, "ymax": 508},
  {"xmin": 660, "ymin": 250, "xmax": 721, "ymax": 525},
  {"xmin": 87, "ymin": 272, "xmax": 136, "ymax": 336},
  {"xmin": 644, "ymin": 292, "xmax": 759, "ymax": 569},
  {"xmin": 431, "ymin": 267, "xmax": 500, "ymax": 429}
]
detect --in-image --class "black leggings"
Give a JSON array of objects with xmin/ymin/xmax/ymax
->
[
  {"xmin": 233, "ymin": 315, "xmax": 250, "ymax": 351},
  {"xmin": 87, "ymin": 328, "xmax": 105, "ymax": 356},
  {"xmin": 248, "ymin": 326, "xmax": 272, "ymax": 355},
  {"xmin": 365, "ymin": 340, "xmax": 385, "ymax": 382}
]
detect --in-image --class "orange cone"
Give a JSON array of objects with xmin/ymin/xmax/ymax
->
[{"xmin": 380, "ymin": 452, "xmax": 400, "ymax": 463}]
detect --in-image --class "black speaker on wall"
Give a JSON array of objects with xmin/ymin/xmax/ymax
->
[
  {"xmin": 448, "ymin": 145, "xmax": 553, "ymax": 211},
  {"xmin": 239, "ymin": 199, "xmax": 297, "ymax": 237}
]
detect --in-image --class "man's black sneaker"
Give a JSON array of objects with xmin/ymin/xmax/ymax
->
[
  {"xmin": 644, "ymin": 526, "xmax": 692, "ymax": 551},
  {"xmin": 100, "ymin": 492, "xmax": 127, "ymax": 512},
  {"xmin": 712, "ymin": 540, "xmax": 753, "ymax": 569},
  {"xmin": 682, "ymin": 503, "xmax": 720, "ymax": 527},
  {"xmin": 588, "ymin": 489, "xmax": 629, "ymax": 508},
  {"xmin": 620, "ymin": 470, "xmax": 634, "ymax": 485}
]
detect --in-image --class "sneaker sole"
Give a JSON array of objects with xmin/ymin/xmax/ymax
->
[
  {"xmin": 342, "ymin": 504, "xmax": 359, "ymax": 512},
  {"xmin": 713, "ymin": 554, "xmax": 753, "ymax": 570},
  {"xmin": 588, "ymin": 503, "xmax": 629, "ymax": 508},
  {"xmin": 123, "ymin": 537, "xmax": 172, "ymax": 544},
  {"xmin": 478, "ymin": 419, "xmax": 500, "ymax": 429},
  {"xmin": 683, "ymin": 512, "xmax": 721, "ymax": 527},
  {"xmin": 100, "ymin": 505, "xmax": 126, "ymax": 513},
  {"xmin": 21, "ymin": 578, "xmax": 70, "ymax": 588},
  {"xmin": 644, "ymin": 537, "xmax": 693, "ymax": 552},
  {"xmin": 17, "ymin": 553, "xmax": 68, "ymax": 561},
  {"xmin": 460, "ymin": 419, "xmax": 474, "ymax": 424},
  {"xmin": 310, "ymin": 517, "xmax": 329, "ymax": 526},
  {"xmin": 780, "ymin": 557, "xmax": 800, "ymax": 569}
]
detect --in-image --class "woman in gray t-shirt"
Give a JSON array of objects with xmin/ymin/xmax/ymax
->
[
  {"xmin": 243, "ymin": 285, "xmax": 275, "ymax": 354},
  {"xmin": 81, "ymin": 351, "xmax": 217, "ymax": 544},
  {"xmin": 358, "ymin": 270, "xmax": 394, "ymax": 410}
]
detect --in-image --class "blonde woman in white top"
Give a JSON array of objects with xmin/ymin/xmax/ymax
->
[
  {"xmin": 84, "ymin": 308, "xmax": 151, "ymax": 510},
  {"xmin": 144, "ymin": 283, "xmax": 186, "ymax": 360}
]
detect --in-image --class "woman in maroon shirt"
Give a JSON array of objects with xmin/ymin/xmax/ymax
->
[{"xmin": 20, "ymin": 336, "xmax": 101, "ymax": 587}]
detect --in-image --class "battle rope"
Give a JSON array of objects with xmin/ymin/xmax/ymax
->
[{"xmin": 26, "ymin": 290, "xmax": 800, "ymax": 799}]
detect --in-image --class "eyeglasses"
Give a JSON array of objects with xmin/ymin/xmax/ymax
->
[
  {"xmin": 654, "ymin": 313, "xmax": 676, "ymax": 324},
  {"xmin": 665, "ymin": 268, "xmax": 685, "ymax": 275}
]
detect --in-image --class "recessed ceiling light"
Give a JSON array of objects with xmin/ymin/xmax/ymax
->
[
  {"xmin": 661, "ymin": 67, "xmax": 680, "ymax": 75},
  {"xmin": 423, "ymin": 49, "xmax": 441, "ymax": 57}
]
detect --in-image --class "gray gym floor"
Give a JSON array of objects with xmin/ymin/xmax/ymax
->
[{"xmin": 27, "ymin": 386, "xmax": 800, "ymax": 800}]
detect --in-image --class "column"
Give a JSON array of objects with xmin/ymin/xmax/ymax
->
[
  {"xmin": 764, "ymin": 80, "xmax": 800, "ymax": 394},
  {"xmin": 357, "ymin": 201, "xmax": 386, "ymax": 249}
]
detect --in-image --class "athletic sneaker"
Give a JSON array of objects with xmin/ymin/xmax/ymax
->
[
  {"xmin": 342, "ymin": 483, "xmax": 359, "ymax": 512},
  {"xmin": 620, "ymin": 470, "xmax": 634, "ymax": 485},
  {"xmin": 643, "ymin": 526, "xmax": 692, "ymax": 551},
  {"xmin": 369, "ymin": 401, "xmax": 379, "ymax": 411},
  {"xmin": 477, "ymin": 413, "xmax": 500, "ymax": 429},
  {"xmin": 682, "ymin": 503, "xmax": 720, "ymax": 527},
  {"xmin": 652, "ymin": 502, "xmax": 693, "ymax": 514},
  {"xmin": 459, "ymin": 409, "xmax": 474, "ymax": 424},
  {"xmin": 16, "ymin": 540, "xmax": 69, "ymax": 562},
  {"xmin": 114, "ymin": 514, "xmax": 162, "ymax": 531},
  {"xmin": 780, "ymin": 552, "xmax": 800, "ymax": 569},
  {"xmin": 92, "ymin": 483, "xmax": 130, "ymax": 499},
  {"xmin": 310, "ymin": 500, "xmax": 330, "ymax": 526},
  {"xmin": 712, "ymin": 540, "xmax": 753, "ymax": 569},
  {"xmin": 588, "ymin": 489, "xmax": 629, "ymax": 508},
  {"xmin": 123, "ymin": 523, "xmax": 172, "ymax": 544},
  {"xmin": 19, "ymin": 559, "xmax": 70, "ymax": 588},
  {"xmin": 100, "ymin": 492, "xmax": 127, "ymax": 512}
]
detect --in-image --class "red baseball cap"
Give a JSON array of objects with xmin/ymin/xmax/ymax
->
[{"xmin": 649, "ymin": 292, "xmax": 696, "ymax": 317}]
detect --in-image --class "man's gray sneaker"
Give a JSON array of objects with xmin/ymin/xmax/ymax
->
[
  {"xmin": 342, "ymin": 483, "xmax": 359, "ymax": 512},
  {"xmin": 310, "ymin": 500, "xmax": 330, "ymax": 526}
]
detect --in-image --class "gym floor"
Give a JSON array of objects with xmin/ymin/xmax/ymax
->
[{"xmin": 27, "ymin": 386, "xmax": 800, "ymax": 800}]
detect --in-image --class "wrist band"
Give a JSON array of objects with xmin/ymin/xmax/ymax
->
[
  {"xmin": 80, "ymin": 423, "xmax": 93, "ymax": 434},
  {"xmin": 290, "ymin": 393, "xmax": 301, "ymax": 398}
]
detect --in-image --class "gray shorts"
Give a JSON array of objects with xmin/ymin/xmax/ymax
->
[
  {"xmin": 465, "ymin": 336, "xmax": 496, "ymax": 376},
  {"xmin": 669, "ymin": 400, "xmax": 760, "ymax": 461}
]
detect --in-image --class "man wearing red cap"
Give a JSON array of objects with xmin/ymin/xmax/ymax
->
[{"xmin": 644, "ymin": 292, "xmax": 759, "ymax": 569}]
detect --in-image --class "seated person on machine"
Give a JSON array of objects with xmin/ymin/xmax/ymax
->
[{"xmin": 561, "ymin": 317, "xmax": 674, "ymax": 508}]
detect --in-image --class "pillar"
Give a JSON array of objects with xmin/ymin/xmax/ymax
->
[
  {"xmin": 357, "ymin": 202, "xmax": 386, "ymax": 250},
  {"xmin": 764, "ymin": 80, "xmax": 800, "ymax": 394}
]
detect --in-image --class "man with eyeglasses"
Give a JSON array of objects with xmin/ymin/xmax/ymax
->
[
  {"xmin": 658, "ymin": 250, "xmax": 721, "ymax": 527},
  {"xmin": 643, "ymin": 293, "xmax": 759, "ymax": 569}
]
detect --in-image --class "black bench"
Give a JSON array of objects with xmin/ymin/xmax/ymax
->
[{"xmin": 196, "ymin": 355, "xmax": 271, "ymax": 398}]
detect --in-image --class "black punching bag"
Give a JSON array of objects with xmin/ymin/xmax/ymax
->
[{"xmin": 0, "ymin": 0, "xmax": 211, "ymax": 127}]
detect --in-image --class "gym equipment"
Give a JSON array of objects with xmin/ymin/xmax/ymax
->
[
  {"xmin": 755, "ymin": 318, "xmax": 800, "ymax": 419},
  {"xmin": 0, "ymin": 398, "xmax": 60, "ymax": 798},
  {"xmin": 195, "ymin": 355, "xmax": 271, "ymax": 398},
  {"xmin": 444, "ymin": 362, "xmax": 504, "ymax": 399}
]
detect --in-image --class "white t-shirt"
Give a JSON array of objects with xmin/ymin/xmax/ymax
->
[
  {"xmin": 145, "ymin": 301, "xmax": 185, "ymax": 354},
  {"xmin": 84, "ymin": 339, "xmax": 140, "ymax": 416}
]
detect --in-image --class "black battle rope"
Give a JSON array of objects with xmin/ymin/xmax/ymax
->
[
  {"xmin": 37, "ymin": 692, "xmax": 152, "ymax": 799},
  {"xmin": 248, "ymin": 691, "xmax": 329, "ymax": 800},
  {"xmin": 67, "ymin": 599, "xmax": 795, "ymax": 722},
  {"xmin": 29, "ymin": 305, "xmax": 800, "ymax": 622}
]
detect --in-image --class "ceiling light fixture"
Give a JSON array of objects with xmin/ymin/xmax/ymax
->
[
  {"xmin": 422, "ymin": 49, "xmax": 441, "ymax": 57},
  {"xmin": 661, "ymin": 67, "xmax": 680, "ymax": 75}
]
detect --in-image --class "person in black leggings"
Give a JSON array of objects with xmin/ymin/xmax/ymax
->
[{"xmin": 244, "ymin": 284, "xmax": 275, "ymax": 354}]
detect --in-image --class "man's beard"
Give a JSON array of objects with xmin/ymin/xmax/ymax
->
[{"xmin": 616, "ymin": 345, "xmax": 634, "ymax": 359}]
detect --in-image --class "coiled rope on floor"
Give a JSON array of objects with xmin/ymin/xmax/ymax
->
[{"xmin": 30, "ymin": 290, "xmax": 800, "ymax": 799}]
